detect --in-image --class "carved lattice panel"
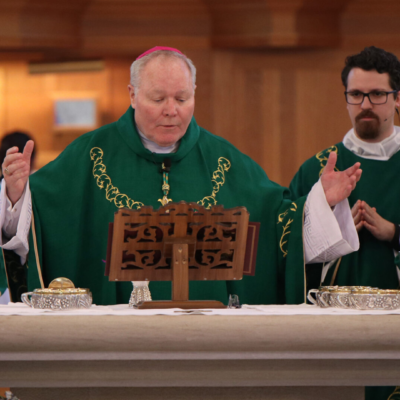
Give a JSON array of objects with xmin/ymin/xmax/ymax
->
[{"xmin": 109, "ymin": 202, "xmax": 249, "ymax": 282}]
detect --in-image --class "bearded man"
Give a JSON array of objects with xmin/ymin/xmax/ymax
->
[
  {"xmin": 0, "ymin": 47, "xmax": 361, "ymax": 306},
  {"xmin": 291, "ymin": 46, "xmax": 400, "ymax": 291},
  {"xmin": 290, "ymin": 46, "xmax": 400, "ymax": 400}
]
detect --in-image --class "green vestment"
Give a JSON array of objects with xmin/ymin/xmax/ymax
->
[
  {"xmin": 1, "ymin": 107, "xmax": 307, "ymax": 305},
  {"xmin": 290, "ymin": 142, "xmax": 400, "ymax": 400},
  {"xmin": 290, "ymin": 142, "xmax": 400, "ymax": 289}
]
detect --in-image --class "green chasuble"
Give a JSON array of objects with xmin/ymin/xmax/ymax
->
[
  {"xmin": 290, "ymin": 142, "xmax": 400, "ymax": 289},
  {"xmin": 291, "ymin": 144, "xmax": 400, "ymax": 400},
  {"xmin": 1, "ymin": 107, "xmax": 307, "ymax": 305}
]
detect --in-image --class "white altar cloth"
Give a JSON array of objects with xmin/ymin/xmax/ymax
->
[{"xmin": 2, "ymin": 302, "xmax": 400, "ymax": 316}]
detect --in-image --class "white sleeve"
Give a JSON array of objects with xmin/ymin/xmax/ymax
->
[
  {"xmin": 303, "ymin": 179, "xmax": 359, "ymax": 264},
  {"xmin": 0, "ymin": 181, "xmax": 31, "ymax": 264},
  {"xmin": 0, "ymin": 288, "xmax": 10, "ymax": 304}
]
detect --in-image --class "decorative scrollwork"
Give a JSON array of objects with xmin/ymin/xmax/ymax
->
[
  {"xmin": 277, "ymin": 202, "xmax": 297, "ymax": 224},
  {"xmin": 316, "ymin": 146, "xmax": 339, "ymax": 176},
  {"xmin": 277, "ymin": 202, "xmax": 297, "ymax": 257},
  {"xmin": 109, "ymin": 202, "xmax": 249, "ymax": 282},
  {"xmin": 90, "ymin": 147, "xmax": 144, "ymax": 210},
  {"xmin": 198, "ymin": 157, "xmax": 231, "ymax": 209},
  {"xmin": 279, "ymin": 218, "xmax": 293, "ymax": 258}
]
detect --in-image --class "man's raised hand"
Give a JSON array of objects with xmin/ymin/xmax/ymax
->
[
  {"xmin": 2, "ymin": 140, "xmax": 34, "ymax": 205},
  {"xmin": 320, "ymin": 151, "xmax": 362, "ymax": 207}
]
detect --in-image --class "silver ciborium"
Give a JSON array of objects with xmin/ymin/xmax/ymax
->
[
  {"xmin": 308, "ymin": 285, "xmax": 400, "ymax": 310},
  {"xmin": 350, "ymin": 288, "xmax": 400, "ymax": 310},
  {"xmin": 21, "ymin": 277, "xmax": 92, "ymax": 310},
  {"xmin": 307, "ymin": 287, "xmax": 331, "ymax": 307}
]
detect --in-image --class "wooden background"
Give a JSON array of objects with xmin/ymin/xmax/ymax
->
[{"xmin": 0, "ymin": 0, "xmax": 399, "ymax": 186}]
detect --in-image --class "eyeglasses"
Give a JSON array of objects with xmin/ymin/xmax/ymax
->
[{"xmin": 345, "ymin": 90, "xmax": 398, "ymax": 105}]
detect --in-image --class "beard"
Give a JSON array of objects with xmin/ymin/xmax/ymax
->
[{"xmin": 355, "ymin": 110, "xmax": 380, "ymax": 140}]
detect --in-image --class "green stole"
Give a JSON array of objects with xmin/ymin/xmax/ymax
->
[
  {"xmin": 2, "ymin": 107, "xmax": 307, "ymax": 305},
  {"xmin": 0, "ymin": 251, "xmax": 8, "ymax": 299},
  {"xmin": 290, "ymin": 142, "xmax": 400, "ymax": 289}
]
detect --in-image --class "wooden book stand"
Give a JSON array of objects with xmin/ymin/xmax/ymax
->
[{"xmin": 107, "ymin": 202, "xmax": 249, "ymax": 309}]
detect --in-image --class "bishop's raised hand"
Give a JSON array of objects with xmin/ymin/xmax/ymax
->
[{"xmin": 2, "ymin": 140, "xmax": 34, "ymax": 205}]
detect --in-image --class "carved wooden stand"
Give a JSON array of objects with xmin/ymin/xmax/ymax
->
[{"xmin": 107, "ymin": 202, "xmax": 249, "ymax": 309}]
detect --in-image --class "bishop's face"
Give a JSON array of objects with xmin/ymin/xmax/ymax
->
[
  {"xmin": 346, "ymin": 68, "xmax": 400, "ymax": 142},
  {"xmin": 128, "ymin": 56, "xmax": 195, "ymax": 147}
]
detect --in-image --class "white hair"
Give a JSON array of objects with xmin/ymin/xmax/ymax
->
[{"xmin": 130, "ymin": 50, "xmax": 197, "ymax": 91}]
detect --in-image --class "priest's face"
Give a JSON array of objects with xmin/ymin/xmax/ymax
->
[
  {"xmin": 346, "ymin": 68, "xmax": 400, "ymax": 142},
  {"xmin": 128, "ymin": 56, "xmax": 195, "ymax": 147}
]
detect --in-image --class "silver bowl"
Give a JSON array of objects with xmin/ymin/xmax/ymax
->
[
  {"xmin": 307, "ymin": 286, "xmax": 400, "ymax": 310},
  {"xmin": 21, "ymin": 277, "xmax": 92, "ymax": 310}
]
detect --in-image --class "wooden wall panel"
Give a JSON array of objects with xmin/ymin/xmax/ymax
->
[
  {"xmin": 261, "ymin": 70, "xmax": 281, "ymax": 183},
  {"xmin": 211, "ymin": 52, "xmax": 286, "ymax": 184},
  {"xmin": 0, "ymin": 0, "xmax": 352, "ymax": 54},
  {"xmin": 0, "ymin": 66, "xmax": 5, "ymax": 135},
  {"xmin": 212, "ymin": 51, "xmax": 236, "ymax": 141},
  {"xmin": 104, "ymin": 59, "xmax": 132, "ymax": 123},
  {"xmin": 278, "ymin": 70, "xmax": 297, "ymax": 185},
  {"xmin": 0, "ymin": 61, "xmax": 112, "ymax": 167},
  {"xmin": 211, "ymin": 51, "xmax": 284, "ymax": 182},
  {"xmin": 4, "ymin": 62, "xmax": 51, "ymax": 157},
  {"xmin": 81, "ymin": 0, "xmax": 210, "ymax": 55},
  {"xmin": 186, "ymin": 50, "xmax": 214, "ymax": 134},
  {"xmin": 208, "ymin": 47, "xmax": 400, "ymax": 187},
  {"xmin": 296, "ymin": 70, "xmax": 350, "ymax": 165},
  {"xmin": 342, "ymin": 0, "xmax": 400, "ymax": 49}
]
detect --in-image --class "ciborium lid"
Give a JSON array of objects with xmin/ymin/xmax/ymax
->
[{"xmin": 32, "ymin": 277, "xmax": 91, "ymax": 295}]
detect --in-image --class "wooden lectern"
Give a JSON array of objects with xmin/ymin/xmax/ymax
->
[{"xmin": 107, "ymin": 202, "xmax": 249, "ymax": 309}]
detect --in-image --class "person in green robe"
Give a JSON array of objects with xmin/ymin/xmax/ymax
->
[
  {"xmin": 289, "ymin": 46, "xmax": 400, "ymax": 400},
  {"xmin": 0, "ymin": 46, "xmax": 361, "ymax": 306}
]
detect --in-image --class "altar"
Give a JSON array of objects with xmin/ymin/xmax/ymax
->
[{"xmin": 1, "ymin": 304, "xmax": 400, "ymax": 400}]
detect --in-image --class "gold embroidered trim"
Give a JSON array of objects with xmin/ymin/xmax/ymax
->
[
  {"xmin": 90, "ymin": 147, "xmax": 144, "ymax": 210},
  {"xmin": 197, "ymin": 157, "xmax": 231, "ymax": 209},
  {"xmin": 388, "ymin": 387, "xmax": 400, "ymax": 400},
  {"xmin": 277, "ymin": 202, "xmax": 297, "ymax": 224},
  {"xmin": 279, "ymin": 218, "xmax": 293, "ymax": 258},
  {"xmin": 278, "ymin": 202, "xmax": 297, "ymax": 257},
  {"xmin": 90, "ymin": 148, "xmax": 230, "ymax": 211},
  {"xmin": 31, "ymin": 209, "xmax": 45, "ymax": 289},
  {"xmin": 316, "ymin": 146, "xmax": 338, "ymax": 176}
]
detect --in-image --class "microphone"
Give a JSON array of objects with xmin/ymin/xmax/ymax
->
[
  {"xmin": 386, "ymin": 109, "xmax": 400, "ymax": 121},
  {"xmin": 161, "ymin": 158, "xmax": 171, "ymax": 172}
]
